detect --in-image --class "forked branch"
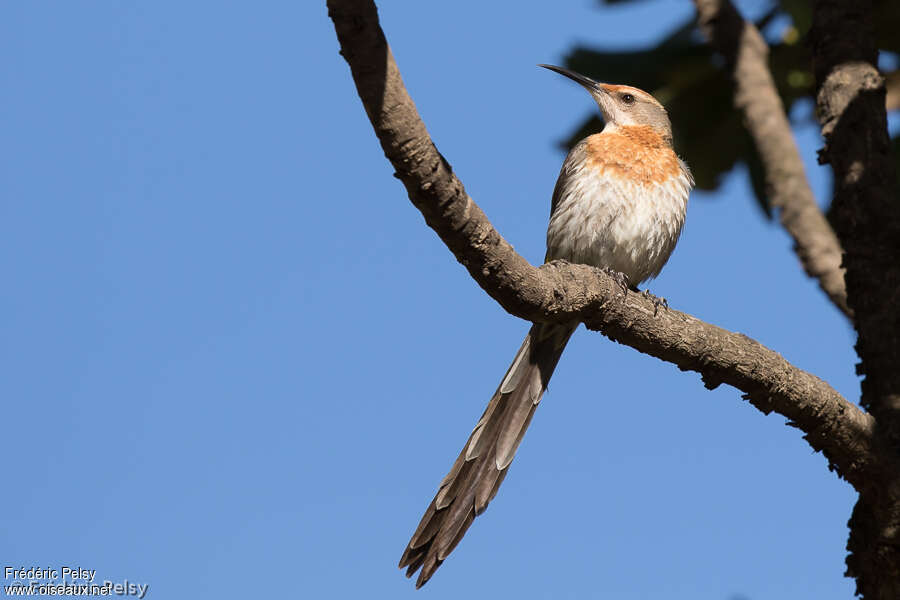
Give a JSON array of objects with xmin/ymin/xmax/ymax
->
[{"xmin": 327, "ymin": 0, "xmax": 874, "ymax": 488}]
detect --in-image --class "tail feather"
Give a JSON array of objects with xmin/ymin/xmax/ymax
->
[
  {"xmin": 403, "ymin": 548, "xmax": 426, "ymax": 578},
  {"xmin": 398, "ymin": 321, "xmax": 576, "ymax": 588},
  {"xmin": 494, "ymin": 374, "xmax": 543, "ymax": 469}
]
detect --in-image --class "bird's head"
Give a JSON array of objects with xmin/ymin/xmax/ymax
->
[{"xmin": 539, "ymin": 64, "xmax": 673, "ymax": 146}]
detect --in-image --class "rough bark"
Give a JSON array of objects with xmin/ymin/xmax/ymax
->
[
  {"xmin": 693, "ymin": 0, "xmax": 851, "ymax": 319},
  {"xmin": 810, "ymin": 1, "xmax": 900, "ymax": 598}
]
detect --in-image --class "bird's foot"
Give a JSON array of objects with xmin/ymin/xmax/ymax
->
[
  {"xmin": 640, "ymin": 289, "xmax": 668, "ymax": 316},
  {"xmin": 602, "ymin": 267, "xmax": 630, "ymax": 297}
]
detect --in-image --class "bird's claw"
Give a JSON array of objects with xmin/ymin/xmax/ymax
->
[
  {"xmin": 641, "ymin": 289, "xmax": 668, "ymax": 316},
  {"xmin": 602, "ymin": 267, "xmax": 630, "ymax": 297}
]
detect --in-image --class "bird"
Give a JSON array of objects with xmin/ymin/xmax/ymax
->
[{"xmin": 398, "ymin": 64, "xmax": 693, "ymax": 588}]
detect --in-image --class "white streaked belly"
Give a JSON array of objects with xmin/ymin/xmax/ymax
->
[{"xmin": 546, "ymin": 161, "xmax": 690, "ymax": 286}]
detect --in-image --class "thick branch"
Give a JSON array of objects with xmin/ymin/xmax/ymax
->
[
  {"xmin": 327, "ymin": 0, "xmax": 875, "ymax": 487},
  {"xmin": 693, "ymin": 0, "xmax": 851, "ymax": 319},
  {"xmin": 809, "ymin": 7, "xmax": 900, "ymax": 600},
  {"xmin": 810, "ymin": 0, "xmax": 900, "ymax": 435},
  {"xmin": 811, "ymin": 3, "xmax": 900, "ymax": 597}
]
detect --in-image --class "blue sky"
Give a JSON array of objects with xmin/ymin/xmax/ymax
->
[{"xmin": 2, "ymin": 1, "xmax": 888, "ymax": 598}]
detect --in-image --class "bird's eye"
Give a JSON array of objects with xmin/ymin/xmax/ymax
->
[{"xmin": 621, "ymin": 93, "xmax": 635, "ymax": 105}]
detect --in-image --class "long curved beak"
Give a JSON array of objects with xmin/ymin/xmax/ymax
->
[
  {"xmin": 539, "ymin": 63, "xmax": 616, "ymax": 124},
  {"xmin": 538, "ymin": 64, "xmax": 605, "ymax": 94}
]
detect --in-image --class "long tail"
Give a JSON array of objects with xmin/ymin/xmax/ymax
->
[{"xmin": 399, "ymin": 321, "xmax": 577, "ymax": 587}]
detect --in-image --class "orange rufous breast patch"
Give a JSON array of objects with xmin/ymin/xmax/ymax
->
[{"xmin": 584, "ymin": 126, "xmax": 682, "ymax": 185}]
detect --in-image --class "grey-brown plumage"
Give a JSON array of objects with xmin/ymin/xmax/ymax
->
[
  {"xmin": 399, "ymin": 65, "xmax": 691, "ymax": 588},
  {"xmin": 398, "ymin": 321, "xmax": 576, "ymax": 588}
]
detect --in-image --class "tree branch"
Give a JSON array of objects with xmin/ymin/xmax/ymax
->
[
  {"xmin": 693, "ymin": 0, "xmax": 852, "ymax": 319},
  {"xmin": 327, "ymin": 0, "xmax": 875, "ymax": 488},
  {"xmin": 810, "ymin": 0, "xmax": 900, "ymax": 420},
  {"xmin": 886, "ymin": 69, "xmax": 900, "ymax": 112},
  {"xmin": 809, "ymin": 4, "xmax": 900, "ymax": 595}
]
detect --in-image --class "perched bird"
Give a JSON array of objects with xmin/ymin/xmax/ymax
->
[{"xmin": 399, "ymin": 64, "xmax": 693, "ymax": 588}]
